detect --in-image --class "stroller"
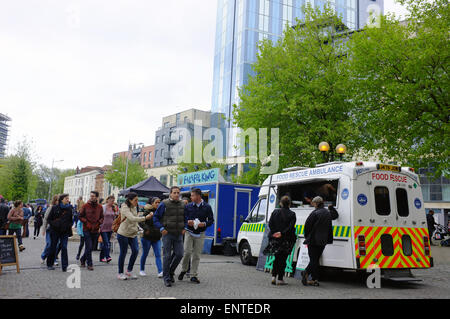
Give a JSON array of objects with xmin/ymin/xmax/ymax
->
[{"xmin": 433, "ymin": 224, "xmax": 450, "ymax": 247}]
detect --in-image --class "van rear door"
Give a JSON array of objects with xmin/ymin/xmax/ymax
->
[{"xmin": 367, "ymin": 166, "xmax": 430, "ymax": 268}]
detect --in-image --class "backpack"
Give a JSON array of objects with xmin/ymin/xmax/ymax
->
[{"xmin": 112, "ymin": 212, "xmax": 126, "ymax": 233}]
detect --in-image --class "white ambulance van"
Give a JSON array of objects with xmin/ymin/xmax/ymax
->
[{"xmin": 237, "ymin": 161, "xmax": 433, "ymax": 279}]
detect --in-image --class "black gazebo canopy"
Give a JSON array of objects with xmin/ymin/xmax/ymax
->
[{"xmin": 119, "ymin": 176, "xmax": 170, "ymax": 198}]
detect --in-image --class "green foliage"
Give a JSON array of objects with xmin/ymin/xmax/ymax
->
[
  {"xmin": 52, "ymin": 168, "xmax": 76, "ymax": 195},
  {"xmin": 105, "ymin": 156, "xmax": 147, "ymax": 189},
  {"xmin": 233, "ymin": 4, "xmax": 358, "ymax": 179},
  {"xmin": 231, "ymin": 164, "xmax": 265, "ymax": 185},
  {"xmin": 347, "ymin": 0, "xmax": 449, "ymax": 177},
  {"xmin": 0, "ymin": 138, "xmax": 35, "ymax": 201}
]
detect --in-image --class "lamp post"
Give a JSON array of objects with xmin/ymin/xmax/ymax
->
[
  {"xmin": 318, "ymin": 142, "xmax": 347, "ymax": 163},
  {"xmin": 48, "ymin": 159, "xmax": 64, "ymax": 201}
]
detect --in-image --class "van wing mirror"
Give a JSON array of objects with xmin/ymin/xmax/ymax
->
[{"xmin": 240, "ymin": 215, "xmax": 245, "ymax": 223}]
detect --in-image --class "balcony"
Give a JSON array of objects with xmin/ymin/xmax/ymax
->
[{"xmin": 165, "ymin": 138, "xmax": 178, "ymax": 145}]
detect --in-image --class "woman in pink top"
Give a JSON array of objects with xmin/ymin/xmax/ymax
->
[{"xmin": 100, "ymin": 195, "xmax": 118, "ymax": 263}]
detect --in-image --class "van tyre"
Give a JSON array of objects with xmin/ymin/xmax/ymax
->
[{"xmin": 239, "ymin": 242, "xmax": 253, "ymax": 266}]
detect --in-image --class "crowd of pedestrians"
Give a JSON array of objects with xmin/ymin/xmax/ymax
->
[
  {"xmin": 0, "ymin": 188, "xmax": 216, "ymax": 286},
  {"xmin": 0, "ymin": 190, "xmax": 335, "ymax": 287}
]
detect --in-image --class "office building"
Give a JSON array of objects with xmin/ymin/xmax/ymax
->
[
  {"xmin": 0, "ymin": 113, "xmax": 11, "ymax": 158},
  {"xmin": 211, "ymin": 0, "xmax": 384, "ymax": 155}
]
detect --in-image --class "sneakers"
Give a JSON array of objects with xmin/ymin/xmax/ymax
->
[
  {"xmin": 106, "ymin": 257, "xmax": 112, "ymax": 263},
  {"xmin": 271, "ymin": 277, "xmax": 277, "ymax": 285},
  {"xmin": 54, "ymin": 259, "xmax": 59, "ymax": 266},
  {"xmin": 19, "ymin": 245, "xmax": 25, "ymax": 252},
  {"xmin": 178, "ymin": 271, "xmax": 187, "ymax": 281},
  {"xmin": 41, "ymin": 259, "xmax": 45, "ymax": 265},
  {"xmin": 158, "ymin": 272, "xmax": 163, "ymax": 278},
  {"xmin": 87, "ymin": 266, "xmax": 94, "ymax": 271},
  {"xmin": 190, "ymin": 276, "xmax": 200, "ymax": 284},
  {"xmin": 277, "ymin": 280, "xmax": 287, "ymax": 286},
  {"xmin": 125, "ymin": 271, "xmax": 137, "ymax": 280},
  {"xmin": 139, "ymin": 271, "xmax": 147, "ymax": 277},
  {"xmin": 80, "ymin": 262, "xmax": 86, "ymax": 268},
  {"xmin": 164, "ymin": 280, "xmax": 172, "ymax": 287},
  {"xmin": 169, "ymin": 273, "xmax": 175, "ymax": 283},
  {"xmin": 117, "ymin": 273, "xmax": 127, "ymax": 280},
  {"xmin": 100, "ymin": 258, "xmax": 107, "ymax": 263},
  {"xmin": 47, "ymin": 266, "xmax": 55, "ymax": 270}
]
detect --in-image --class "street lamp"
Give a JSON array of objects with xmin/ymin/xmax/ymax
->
[
  {"xmin": 318, "ymin": 142, "xmax": 347, "ymax": 162},
  {"xmin": 124, "ymin": 142, "xmax": 144, "ymax": 190},
  {"xmin": 48, "ymin": 159, "xmax": 64, "ymax": 201}
]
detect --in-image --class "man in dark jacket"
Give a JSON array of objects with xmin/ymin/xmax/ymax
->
[
  {"xmin": 302, "ymin": 196, "xmax": 339, "ymax": 286},
  {"xmin": 426, "ymin": 210, "xmax": 437, "ymax": 245},
  {"xmin": 0, "ymin": 197, "xmax": 10, "ymax": 235},
  {"xmin": 178, "ymin": 188, "xmax": 214, "ymax": 284},
  {"xmin": 79, "ymin": 191, "xmax": 104, "ymax": 270},
  {"xmin": 46, "ymin": 194, "xmax": 73, "ymax": 271},
  {"xmin": 153, "ymin": 186, "xmax": 186, "ymax": 287}
]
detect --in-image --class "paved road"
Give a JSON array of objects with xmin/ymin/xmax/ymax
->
[{"xmin": 1, "ymin": 229, "xmax": 449, "ymax": 299}]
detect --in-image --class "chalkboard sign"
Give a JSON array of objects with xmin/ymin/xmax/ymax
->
[{"xmin": 0, "ymin": 235, "xmax": 20, "ymax": 274}]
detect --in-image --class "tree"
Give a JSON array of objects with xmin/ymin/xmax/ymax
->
[
  {"xmin": 0, "ymin": 138, "xmax": 35, "ymax": 201},
  {"xmin": 233, "ymin": 4, "xmax": 358, "ymax": 181},
  {"xmin": 105, "ymin": 156, "xmax": 147, "ymax": 189},
  {"xmin": 347, "ymin": 0, "xmax": 449, "ymax": 177},
  {"xmin": 52, "ymin": 168, "xmax": 76, "ymax": 195}
]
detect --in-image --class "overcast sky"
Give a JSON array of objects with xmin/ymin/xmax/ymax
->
[{"xmin": 0, "ymin": 0, "xmax": 409, "ymax": 170}]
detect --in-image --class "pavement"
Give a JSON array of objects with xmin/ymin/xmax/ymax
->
[{"xmin": 1, "ymin": 227, "xmax": 449, "ymax": 299}]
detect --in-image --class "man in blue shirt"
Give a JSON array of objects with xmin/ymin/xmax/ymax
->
[{"xmin": 178, "ymin": 188, "xmax": 214, "ymax": 284}]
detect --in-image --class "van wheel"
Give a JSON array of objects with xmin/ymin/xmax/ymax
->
[{"xmin": 239, "ymin": 242, "xmax": 253, "ymax": 266}]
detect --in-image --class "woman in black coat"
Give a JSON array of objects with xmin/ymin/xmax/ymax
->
[
  {"xmin": 33, "ymin": 205, "xmax": 44, "ymax": 239},
  {"xmin": 266, "ymin": 195, "xmax": 297, "ymax": 285}
]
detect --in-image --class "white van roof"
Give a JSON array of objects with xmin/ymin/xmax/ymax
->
[{"xmin": 258, "ymin": 161, "xmax": 419, "ymax": 197}]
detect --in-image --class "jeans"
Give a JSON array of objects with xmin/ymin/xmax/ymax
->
[
  {"xmin": 99, "ymin": 231, "xmax": 112, "ymax": 260},
  {"xmin": 22, "ymin": 220, "xmax": 29, "ymax": 237},
  {"xmin": 77, "ymin": 236, "xmax": 85, "ymax": 258},
  {"xmin": 305, "ymin": 245, "xmax": 326, "ymax": 281},
  {"xmin": 140, "ymin": 238, "xmax": 163, "ymax": 273},
  {"xmin": 80, "ymin": 232, "xmax": 99, "ymax": 267},
  {"xmin": 117, "ymin": 234, "xmax": 139, "ymax": 274},
  {"xmin": 181, "ymin": 232, "xmax": 205, "ymax": 277},
  {"xmin": 73, "ymin": 215, "xmax": 79, "ymax": 228},
  {"xmin": 8, "ymin": 228, "xmax": 23, "ymax": 246},
  {"xmin": 161, "ymin": 233, "xmax": 184, "ymax": 282},
  {"xmin": 34, "ymin": 223, "xmax": 42, "ymax": 237},
  {"xmin": 46, "ymin": 230, "xmax": 68, "ymax": 270}
]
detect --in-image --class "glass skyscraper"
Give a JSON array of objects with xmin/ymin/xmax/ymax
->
[
  {"xmin": 211, "ymin": 0, "xmax": 384, "ymax": 155},
  {"xmin": 0, "ymin": 113, "xmax": 11, "ymax": 158}
]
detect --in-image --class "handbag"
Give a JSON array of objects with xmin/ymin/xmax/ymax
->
[{"xmin": 112, "ymin": 213, "xmax": 126, "ymax": 233}]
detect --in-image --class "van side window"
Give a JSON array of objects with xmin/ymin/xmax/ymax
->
[
  {"xmin": 277, "ymin": 180, "xmax": 339, "ymax": 208},
  {"xmin": 374, "ymin": 186, "xmax": 391, "ymax": 216},
  {"xmin": 247, "ymin": 201, "xmax": 260, "ymax": 223},
  {"xmin": 396, "ymin": 188, "xmax": 409, "ymax": 217},
  {"xmin": 256, "ymin": 198, "xmax": 267, "ymax": 222},
  {"xmin": 249, "ymin": 198, "xmax": 267, "ymax": 223}
]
